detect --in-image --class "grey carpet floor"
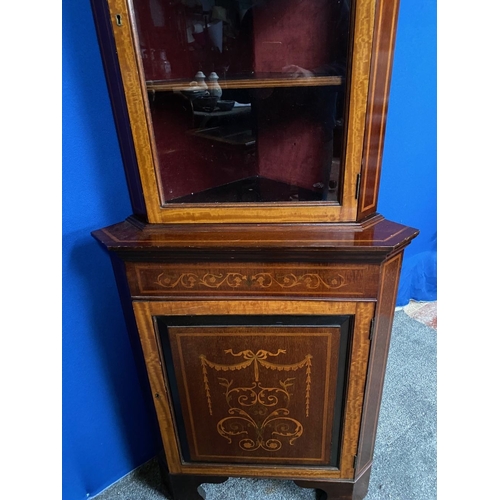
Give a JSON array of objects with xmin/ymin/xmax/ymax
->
[{"xmin": 92, "ymin": 311, "xmax": 436, "ymax": 500}]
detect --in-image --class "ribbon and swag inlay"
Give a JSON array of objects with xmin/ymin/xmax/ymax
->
[{"xmin": 199, "ymin": 348, "xmax": 312, "ymax": 452}]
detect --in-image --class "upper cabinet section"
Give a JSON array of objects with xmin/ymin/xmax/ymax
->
[{"xmin": 92, "ymin": 0, "xmax": 399, "ymax": 223}]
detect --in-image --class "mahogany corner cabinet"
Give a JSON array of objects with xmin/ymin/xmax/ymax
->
[{"xmin": 90, "ymin": 0, "xmax": 419, "ymax": 498}]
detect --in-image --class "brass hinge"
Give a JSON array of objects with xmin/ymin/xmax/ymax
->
[
  {"xmin": 353, "ymin": 454, "xmax": 358, "ymax": 469},
  {"xmin": 369, "ymin": 318, "xmax": 375, "ymax": 340},
  {"xmin": 355, "ymin": 173, "xmax": 361, "ymax": 199}
]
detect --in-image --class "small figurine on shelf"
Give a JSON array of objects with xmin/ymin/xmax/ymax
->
[
  {"xmin": 194, "ymin": 71, "xmax": 208, "ymax": 90},
  {"xmin": 207, "ymin": 72, "xmax": 223, "ymax": 99}
]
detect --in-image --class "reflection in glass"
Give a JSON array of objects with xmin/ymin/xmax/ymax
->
[{"xmin": 134, "ymin": 0, "xmax": 351, "ymax": 203}]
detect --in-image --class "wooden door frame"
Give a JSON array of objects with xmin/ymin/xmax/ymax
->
[{"xmin": 132, "ymin": 300, "xmax": 375, "ymax": 480}]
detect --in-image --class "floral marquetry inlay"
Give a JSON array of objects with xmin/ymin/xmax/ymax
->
[
  {"xmin": 166, "ymin": 324, "xmax": 346, "ymax": 464},
  {"xmin": 252, "ymin": 273, "xmax": 347, "ymax": 289},
  {"xmin": 155, "ymin": 272, "xmax": 247, "ymax": 289},
  {"xmin": 130, "ymin": 263, "xmax": 376, "ymax": 297},
  {"xmin": 200, "ymin": 349, "xmax": 312, "ymax": 452},
  {"xmin": 155, "ymin": 271, "xmax": 350, "ymax": 291}
]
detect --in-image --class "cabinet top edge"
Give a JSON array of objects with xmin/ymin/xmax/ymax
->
[{"xmin": 91, "ymin": 215, "xmax": 419, "ymax": 261}]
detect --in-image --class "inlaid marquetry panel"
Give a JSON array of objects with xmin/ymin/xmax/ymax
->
[
  {"xmin": 132, "ymin": 300, "xmax": 375, "ymax": 479},
  {"xmin": 165, "ymin": 326, "xmax": 342, "ymax": 464},
  {"xmin": 127, "ymin": 262, "xmax": 379, "ymax": 298}
]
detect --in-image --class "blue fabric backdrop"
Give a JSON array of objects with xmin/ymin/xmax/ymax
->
[{"xmin": 62, "ymin": 0, "xmax": 436, "ymax": 498}]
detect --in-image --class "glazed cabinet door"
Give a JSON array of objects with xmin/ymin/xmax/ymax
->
[
  {"xmin": 92, "ymin": 0, "xmax": 380, "ymax": 223},
  {"xmin": 132, "ymin": 300, "xmax": 374, "ymax": 480}
]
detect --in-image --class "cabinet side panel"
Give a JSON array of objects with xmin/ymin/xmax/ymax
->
[
  {"xmin": 355, "ymin": 251, "xmax": 402, "ymax": 474},
  {"xmin": 107, "ymin": 254, "xmax": 163, "ymax": 458},
  {"xmin": 357, "ymin": 0, "xmax": 400, "ymax": 220},
  {"xmin": 90, "ymin": 0, "xmax": 147, "ymax": 217}
]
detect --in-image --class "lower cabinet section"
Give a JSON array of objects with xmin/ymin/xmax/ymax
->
[
  {"xmin": 92, "ymin": 218, "xmax": 417, "ymax": 499},
  {"xmin": 132, "ymin": 300, "xmax": 375, "ymax": 486}
]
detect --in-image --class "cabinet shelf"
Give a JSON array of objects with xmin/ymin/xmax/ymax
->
[{"xmin": 146, "ymin": 74, "xmax": 343, "ymax": 92}]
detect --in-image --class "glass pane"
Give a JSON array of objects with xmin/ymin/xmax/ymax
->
[{"xmin": 132, "ymin": 0, "xmax": 351, "ymax": 203}]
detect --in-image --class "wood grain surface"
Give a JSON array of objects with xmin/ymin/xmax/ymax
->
[
  {"xmin": 358, "ymin": 0, "xmax": 401, "ymax": 219},
  {"xmin": 100, "ymin": 0, "xmax": 378, "ymax": 224},
  {"xmin": 126, "ymin": 262, "xmax": 379, "ymax": 298},
  {"xmin": 147, "ymin": 75, "xmax": 343, "ymax": 91},
  {"xmin": 132, "ymin": 300, "xmax": 374, "ymax": 480}
]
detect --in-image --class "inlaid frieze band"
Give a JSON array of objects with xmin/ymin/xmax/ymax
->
[
  {"xmin": 129, "ymin": 263, "xmax": 377, "ymax": 297},
  {"xmin": 156, "ymin": 271, "xmax": 348, "ymax": 290}
]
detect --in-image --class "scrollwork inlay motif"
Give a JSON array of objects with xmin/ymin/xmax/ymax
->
[
  {"xmin": 154, "ymin": 271, "xmax": 349, "ymax": 291},
  {"xmin": 200, "ymin": 349, "xmax": 312, "ymax": 452},
  {"xmin": 251, "ymin": 272, "xmax": 347, "ymax": 289},
  {"xmin": 155, "ymin": 272, "xmax": 247, "ymax": 289}
]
